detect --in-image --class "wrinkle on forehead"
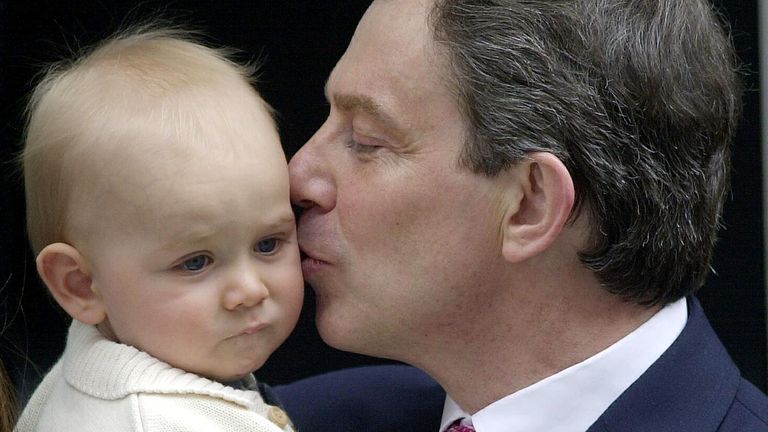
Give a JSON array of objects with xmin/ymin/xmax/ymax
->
[{"xmin": 329, "ymin": 0, "xmax": 457, "ymax": 135}]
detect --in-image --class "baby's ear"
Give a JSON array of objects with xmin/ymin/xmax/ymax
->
[{"xmin": 36, "ymin": 243, "xmax": 106, "ymax": 325}]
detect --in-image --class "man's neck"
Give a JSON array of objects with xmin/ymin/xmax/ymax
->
[{"xmin": 411, "ymin": 271, "xmax": 661, "ymax": 414}]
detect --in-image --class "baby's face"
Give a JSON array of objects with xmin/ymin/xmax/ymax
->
[{"xmin": 82, "ymin": 108, "xmax": 303, "ymax": 382}]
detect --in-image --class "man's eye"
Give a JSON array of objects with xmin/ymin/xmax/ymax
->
[
  {"xmin": 345, "ymin": 139, "xmax": 379, "ymax": 154},
  {"xmin": 256, "ymin": 238, "xmax": 279, "ymax": 255},
  {"xmin": 178, "ymin": 255, "xmax": 211, "ymax": 272}
]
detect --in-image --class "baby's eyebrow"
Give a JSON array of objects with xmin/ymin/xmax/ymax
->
[
  {"xmin": 263, "ymin": 213, "xmax": 296, "ymax": 231},
  {"xmin": 153, "ymin": 210, "xmax": 297, "ymax": 255},
  {"xmin": 158, "ymin": 226, "xmax": 218, "ymax": 253}
]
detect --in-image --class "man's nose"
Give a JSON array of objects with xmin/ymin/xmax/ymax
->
[{"xmin": 288, "ymin": 128, "xmax": 337, "ymax": 212}]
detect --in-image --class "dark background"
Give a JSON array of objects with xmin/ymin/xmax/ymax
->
[{"xmin": 1, "ymin": 0, "xmax": 765, "ymax": 402}]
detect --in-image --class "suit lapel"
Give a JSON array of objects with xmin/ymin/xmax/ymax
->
[{"xmin": 586, "ymin": 297, "xmax": 740, "ymax": 432}]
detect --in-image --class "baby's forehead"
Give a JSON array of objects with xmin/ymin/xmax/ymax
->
[
  {"xmin": 70, "ymin": 132, "xmax": 290, "ymax": 249},
  {"xmin": 78, "ymin": 61, "xmax": 281, "ymax": 168},
  {"xmin": 96, "ymin": 112, "xmax": 285, "ymax": 192},
  {"xmin": 69, "ymin": 33, "xmax": 279, "ymax": 155},
  {"xmin": 68, "ymin": 80, "xmax": 286, "ymax": 234}
]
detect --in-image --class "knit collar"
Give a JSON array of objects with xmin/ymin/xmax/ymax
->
[{"xmin": 62, "ymin": 320, "xmax": 264, "ymax": 409}]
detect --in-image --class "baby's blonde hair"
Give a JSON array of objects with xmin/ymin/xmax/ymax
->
[{"xmin": 21, "ymin": 25, "xmax": 273, "ymax": 255}]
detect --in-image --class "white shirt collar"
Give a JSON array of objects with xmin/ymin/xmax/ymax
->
[{"xmin": 440, "ymin": 298, "xmax": 688, "ymax": 432}]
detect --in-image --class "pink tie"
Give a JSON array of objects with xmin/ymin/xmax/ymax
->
[{"xmin": 446, "ymin": 420, "xmax": 476, "ymax": 432}]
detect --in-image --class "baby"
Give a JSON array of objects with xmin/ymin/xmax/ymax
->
[{"xmin": 15, "ymin": 27, "xmax": 303, "ymax": 432}]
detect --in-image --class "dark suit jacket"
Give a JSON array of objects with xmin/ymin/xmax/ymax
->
[
  {"xmin": 274, "ymin": 364, "xmax": 445, "ymax": 431},
  {"xmin": 586, "ymin": 297, "xmax": 768, "ymax": 431},
  {"xmin": 275, "ymin": 298, "xmax": 767, "ymax": 432}
]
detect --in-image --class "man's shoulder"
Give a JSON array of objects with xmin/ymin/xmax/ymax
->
[
  {"xmin": 274, "ymin": 364, "xmax": 445, "ymax": 432},
  {"xmin": 717, "ymin": 378, "xmax": 768, "ymax": 431},
  {"xmin": 589, "ymin": 297, "xmax": 767, "ymax": 431}
]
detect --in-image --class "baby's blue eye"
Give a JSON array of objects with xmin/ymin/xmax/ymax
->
[
  {"xmin": 256, "ymin": 238, "xmax": 279, "ymax": 254},
  {"xmin": 180, "ymin": 255, "xmax": 210, "ymax": 272}
]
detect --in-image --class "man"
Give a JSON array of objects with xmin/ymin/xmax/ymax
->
[{"xmin": 284, "ymin": 0, "xmax": 768, "ymax": 430}]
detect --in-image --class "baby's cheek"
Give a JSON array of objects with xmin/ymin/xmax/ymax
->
[{"xmin": 283, "ymin": 275, "xmax": 305, "ymax": 324}]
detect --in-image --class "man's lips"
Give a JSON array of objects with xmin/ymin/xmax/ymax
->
[
  {"xmin": 300, "ymin": 246, "xmax": 330, "ymax": 264},
  {"xmin": 301, "ymin": 249, "xmax": 331, "ymax": 276},
  {"xmin": 297, "ymin": 216, "xmax": 334, "ymax": 271}
]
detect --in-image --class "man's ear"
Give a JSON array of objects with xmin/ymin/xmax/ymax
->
[
  {"xmin": 501, "ymin": 152, "xmax": 575, "ymax": 263},
  {"xmin": 36, "ymin": 242, "xmax": 106, "ymax": 325}
]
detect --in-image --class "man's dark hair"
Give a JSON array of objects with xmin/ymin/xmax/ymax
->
[{"xmin": 430, "ymin": 0, "xmax": 742, "ymax": 305}]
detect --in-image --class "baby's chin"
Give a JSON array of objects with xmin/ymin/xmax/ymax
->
[
  {"xmin": 204, "ymin": 358, "xmax": 270, "ymax": 384},
  {"xmin": 217, "ymin": 369, "xmax": 259, "ymax": 383}
]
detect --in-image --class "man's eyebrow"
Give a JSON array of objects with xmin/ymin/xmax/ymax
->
[{"xmin": 327, "ymin": 90, "xmax": 406, "ymax": 137}]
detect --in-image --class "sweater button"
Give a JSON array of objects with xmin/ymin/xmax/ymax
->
[{"xmin": 267, "ymin": 406, "xmax": 290, "ymax": 429}]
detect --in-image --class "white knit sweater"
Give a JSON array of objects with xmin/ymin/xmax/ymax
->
[{"xmin": 15, "ymin": 321, "xmax": 294, "ymax": 432}]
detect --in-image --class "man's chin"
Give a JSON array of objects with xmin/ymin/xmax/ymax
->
[{"xmin": 314, "ymin": 306, "xmax": 361, "ymax": 352}]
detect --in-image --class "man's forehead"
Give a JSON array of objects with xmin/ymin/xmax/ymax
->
[{"xmin": 326, "ymin": 0, "xmax": 444, "ymax": 98}]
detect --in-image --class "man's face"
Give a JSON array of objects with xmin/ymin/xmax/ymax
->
[
  {"xmin": 289, "ymin": 0, "xmax": 510, "ymax": 361},
  {"xmin": 79, "ymin": 101, "xmax": 303, "ymax": 382}
]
